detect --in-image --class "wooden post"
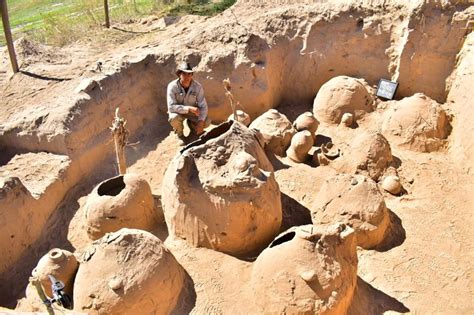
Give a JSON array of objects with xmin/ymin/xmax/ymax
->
[
  {"xmin": 111, "ymin": 108, "xmax": 128, "ymax": 175},
  {"xmin": 223, "ymin": 78, "xmax": 237, "ymax": 120},
  {"xmin": 0, "ymin": 0, "xmax": 19, "ymax": 73},
  {"xmin": 104, "ymin": 0, "xmax": 110, "ymax": 28},
  {"xmin": 29, "ymin": 277, "xmax": 55, "ymax": 315}
]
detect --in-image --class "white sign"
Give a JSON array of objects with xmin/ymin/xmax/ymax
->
[{"xmin": 376, "ymin": 79, "xmax": 398, "ymax": 100}]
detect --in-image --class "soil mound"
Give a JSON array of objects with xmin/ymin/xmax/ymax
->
[
  {"xmin": 162, "ymin": 121, "xmax": 282, "ymax": 256},
  {"xmin": 74, "ymin": 229, "xmax": 185, "ymax": 314},
  {"xmin": 311, "ymin": 174, "xmax": 390, "ymax": 249},
  {"xmin": 251, "ymin": 224, "xmax": 357, "ymax": 314}
]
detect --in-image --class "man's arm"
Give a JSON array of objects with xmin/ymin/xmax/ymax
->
[
  {"xmin": 167, "ymin": 82, "xmax": 189, "ymax": 114},
  {"xmin": 196, "ymin": 84, "xmax": 208, "ymax": 121}
]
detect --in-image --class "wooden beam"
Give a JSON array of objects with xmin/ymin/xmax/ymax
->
[
  {"xmin": 0, "ymin": 0, "xmax": 19, "ymax": 73},
  {"xmin": 104, "ymin": 0, "xmax": 110, "ymax": 28}
]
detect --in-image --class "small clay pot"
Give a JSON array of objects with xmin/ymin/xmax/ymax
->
[
  {"xmin": 31, "ymin": 248, "xmax": 78, "ymax": 298},
  {"xmin": 341, "ymin": 113, "xmax": 353, "ymax": 127},
  {"xmin": 382, "ymin": 175, "xmax": 402, "ymax": 195},
  {"xmin": 228, "ymin": 110, "xmax": 251, "ymax": 126},
  {"xmin": 287, "ymin": 130, "xmax": 314, "ymax": 163},
  {"xmin": 293, "ymin": 112, "xmax": 319, "ymax": 138}
]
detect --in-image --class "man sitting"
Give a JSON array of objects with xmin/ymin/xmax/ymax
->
[{"xmin": 167, "ymin": 62, "xmax": 210, "ymax": 141}]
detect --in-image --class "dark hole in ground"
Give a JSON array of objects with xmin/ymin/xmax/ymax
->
[
  {"xmin": 269, "ymin": 231, "xmax": 296, "ymax": 248},
  {"xmin": 97, "ymin": 176, "xmax": 126, "ymax": 196}
]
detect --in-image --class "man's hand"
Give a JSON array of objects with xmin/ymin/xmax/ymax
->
[
  {"xmin": 195, "ymin": 120, "xmax": 205, "ymax": 135},
  {"xmin": 187, "ymin": 106, "xmax": 200, "ymax": 117}
]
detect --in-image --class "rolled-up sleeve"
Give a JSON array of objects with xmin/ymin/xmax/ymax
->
[
  {"xmin": 196, "ymin": 84, "xmax": 208, "ymax": 121},
  {"xmin": 167, "ymin": 81, "xmax": 188, "ymax": 114}
]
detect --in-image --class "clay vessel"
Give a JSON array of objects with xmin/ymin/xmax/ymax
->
[
  {"xmin": 313, "ymin": 76, "xmax": 374, "ymax": 124},
  {"xmin": 312, "ymin": 174, "xmax": 390, "ymax": 249},
  {"xmin": 32, "ymin": 248, "xmax": 78, "ymax": 298},
  {"xmin": 382, "ymin": 175, "xmax": 402, "ymax": 195},
  {"xmin": 227, "ymin": 109, "xmax": 251, "ymax": 126},
  {"xmin": 249, "ymin": 109, "xmax": 296, "ymax": 156},
  {"xmin": 251, "ymin": 224, "xmax": 357, "ymax": 314},
  {"xmin": 286, "ymin": 130, "xmax": 314, "ymax": 163},
  {"xmin": 293, "ymin": 112, "xmax": 319, "ymax": 139},
  {"xmin": 341, "ymin": 112, "xmax": 353, "ymax": 126},
  {"xmin": 162, "ymin": 121, "xmax": 282, "ymax": 256},
  {"xmin": 84, "ymin": 173, "xmax": 158, "ymax": 240},
  {"xmin": 74, "ymin": 228, "xmax": 185, "ymax": 314}
]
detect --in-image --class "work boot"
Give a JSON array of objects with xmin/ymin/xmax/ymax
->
[{"xmin": 175, "ymin": 131, "xmax": 186, "ymax": 146}]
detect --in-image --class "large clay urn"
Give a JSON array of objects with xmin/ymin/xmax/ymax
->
[
  {"xmin": 251, "ymin": 224, "xmax": 358, "ymax": 314},
  {"xmin": 84, "ymin": 173, "xmax": 158, "ymax": 240},
  {"xmin": 162, "ymin": 121, "xmax": 282, "ymax": 257}
]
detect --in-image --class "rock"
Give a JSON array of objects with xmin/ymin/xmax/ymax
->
[
  {"xmin": 249, "ymin": 109, "xmax": 296, "ymax": 156},
  {"xmin": 32, "ymin": 248, "xmax": 78, "ymax": 298},
  {"xmin": 251, "ymin": 224, "xmax": 357, "ymax": 314},
  {"xmin": 286, "ymin": 130, "xmax": 314, "ymax": 163},
  {"xmin": 382, "ymin": 175, "xmax": 402, "ymax": 195},
  {"xmin": 313, "ymin": 76, "xmax": 375, "ymax": 124},
  {"xmin": 74, "ymin": 229, "xmax": 185, "ymax": 314},
  {"xmin": 84, "ymin": 173, "xmax": 160, "ymax": 240},
  {"xmin": 382, "ymin": 93, "xmax": 450, "ymax": 152},
  {"xmin": 162, "ymin": 121, "xmax": 282, "ymax": 256},
  {"xmin": 311, "ymin": 174, "xmax": 390, "ymax": 249}
]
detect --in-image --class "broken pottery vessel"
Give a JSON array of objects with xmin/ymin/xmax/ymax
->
[
  {"xmin": 84, "ymin": 173, "xmax": 159, "ymax": 240},
  {"xmin": 227, "ymin": 109, "xmax": 251, "ymax": 126},
  {"xmin": 311, "ymin": 174, "xmax": 390, "ymax": 249},
  {"xmin": 249, "ymin": 109, "xmax": 296, "ymax": 156},
  {"xmin": 74, "ymin": 229, "xmax": 185, "ymax": 314},
  {"xmin": 251, "ymin": 224, "xmax": 357, "ymax": 314},
  {"xmin": 162, "ymin": 121, "xmax": 282, "ymax": 256},
  {"xmin": 32, "ymin": 248, "xmax": 78, "ymax": 298},
  {"xmin": 313, "ymin": 76, "xmax": 375, "ymax": 124}
]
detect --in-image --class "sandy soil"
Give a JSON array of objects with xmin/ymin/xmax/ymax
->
[{"xmin": 0, "ymin": 0, "xmax": 473, "ymax": 314}]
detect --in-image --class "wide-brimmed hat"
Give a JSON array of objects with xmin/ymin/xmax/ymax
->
[{"xmin": 176, "ymin": 62, "xmax": 194, "ymax": 75}]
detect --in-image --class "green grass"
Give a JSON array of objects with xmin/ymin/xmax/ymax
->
[{"xmin": 0, "ymin": 0, "xmax": 236, "ymax": 46}]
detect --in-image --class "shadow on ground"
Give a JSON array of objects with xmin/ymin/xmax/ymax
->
[
  {"xmin": 374, "ymin": 209, "xmax": 406, "ymax": 252},
  {"xmin": 348, "ymin": 276, "xmax": 410, "ymax": 315}
]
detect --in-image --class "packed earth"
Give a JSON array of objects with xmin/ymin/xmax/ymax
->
[{"xmin": 0, "ymin": 0, "xmax": 473, "ymax": 314}]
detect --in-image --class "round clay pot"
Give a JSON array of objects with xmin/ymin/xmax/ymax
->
[
  {"xmin": 249, "ymin": 109, "xmax": 296, "ymax": 156},
  {"xmin": 293, "ymin": 112, "xmax": 319, "ymax": 138},
  {"xmin": 84, "ymin": 173, "xmax": 158, "ymax": 240},
  {"xmin": 382, "ymin": 175, "xmax": 402, "ymax": 195},
  {"xmin": 286, "ymin": 130, "xmax": 314, "ymax": 163},
  {"xmin": 32, "ymin": 248, "xmax": 78, "ymax": 298},
  {"xmin": 341, "ymin": 112, "xmax": 354, "ymax": 126},
  {"xmin": 74, "ymin": 229, "xmax": 185, "ymax": 314}
]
